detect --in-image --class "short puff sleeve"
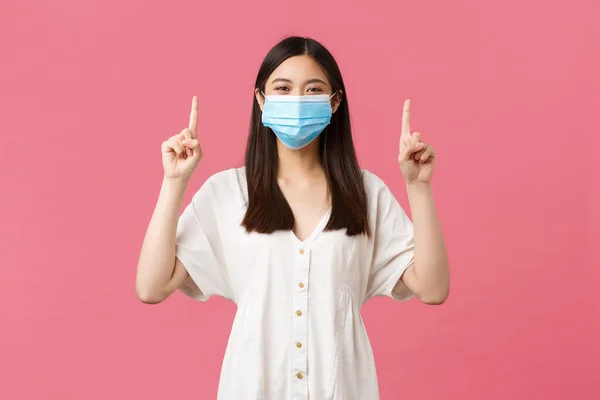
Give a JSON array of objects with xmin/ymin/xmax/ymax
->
[
  {"xmin": 365, "ymin": 173, "xmax": 415, "ymax": 302},
  {"xmin": 175, "ymin": 177, "xmax": 233, "ymax": 302}
]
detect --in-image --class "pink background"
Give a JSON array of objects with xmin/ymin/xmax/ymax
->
[{"xmin": 1, "ymin": 0, "xmax": 598, "ymax": 399}]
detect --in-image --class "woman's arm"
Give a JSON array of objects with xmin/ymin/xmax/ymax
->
[
  {"xmin": 400, "ymin": 183, "xmax": 449, "ymax": 304},
  {"xmin": 397, "ymin": 99, "xmax": 450, "ymax": 305},
  {"xmin": 136, "ymin": 96, "xmax": 202, "ymax": 304},
  {"xmin": 136, "ymin": 177, "xmax": 190, "ymax": 304}
]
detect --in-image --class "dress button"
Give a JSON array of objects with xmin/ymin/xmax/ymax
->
[
  {"xmin": 296, "ymin": 342, "xmax": 303, "ymax": 348},
  {"xmin": 298, "ymin": 282, "xmax": 305, "ymax": 289},
  {"xmin": 296, "ymin": 310, "xmax": 303, "ymax": 316},
  {"xmin": 299, "ymin": 248, "xmax": 305, "ymax": 255},
  {"xmin": 297, "ymin": 373, "xmax": 303, "ymax": 379}
]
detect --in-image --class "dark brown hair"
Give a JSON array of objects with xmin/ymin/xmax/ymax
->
[{"xmin": 242, "ymin": 36, "xmax": 370, "ymax": 237}]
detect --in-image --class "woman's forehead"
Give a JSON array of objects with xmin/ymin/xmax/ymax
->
[{"xmin": 267, "ymin": 55, "xmax": 330, "ymax": 85}]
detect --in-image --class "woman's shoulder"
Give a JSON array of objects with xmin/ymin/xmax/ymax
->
[
  {"xmin": 360, "ymin": 169, "xmax": 402, "ymax": 211},
  {"xmin": 204, "ymin": 167, "xmax": 246, "ymax": 188},
  {"xmin": 190, "ymin": 167, "xmax": 248, "ymax": 208},
  {"xmin": 360, "ymin": 169, "xmax": 389, "ymax": 192}
]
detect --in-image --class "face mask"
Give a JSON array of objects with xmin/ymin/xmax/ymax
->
[{"xmin": 261, "ymin": 92, "xmax": 337, "ymax": 150}]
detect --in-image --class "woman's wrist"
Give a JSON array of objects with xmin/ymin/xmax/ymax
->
[
  {"xmin": 405, "ymin": 181, "xmax": 432, "ymax": 195},
  {"xmin": 160, "ymin": 175, "xmax": 190, "ymax": 205}
]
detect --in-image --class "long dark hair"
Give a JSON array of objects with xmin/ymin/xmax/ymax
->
[{"xmin": 242, "ymin": 36, "xmax": 370, "ymax": 237}]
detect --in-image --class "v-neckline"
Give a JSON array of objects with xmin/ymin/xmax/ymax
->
[{"xmin": 290, "ymin": 205, "xmax": 332, "ymax": 245}]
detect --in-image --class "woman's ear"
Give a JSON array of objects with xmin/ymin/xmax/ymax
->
[
  {"xmin": 331, "ymin": 90, "xmax": 343, "ymax": 114},
  {"xmin": 255, "ymin": 88, "xmax": 265, "ymax": 111}
]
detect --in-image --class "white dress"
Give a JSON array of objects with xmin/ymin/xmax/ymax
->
[{"xmin": 175, "ymin": 167, "xmax": 415, "ymax": 400}]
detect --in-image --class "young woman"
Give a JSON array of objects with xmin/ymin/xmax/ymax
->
[{"xmin": 136, "ymin": 36, "xmax": 449, "ymax": 399}]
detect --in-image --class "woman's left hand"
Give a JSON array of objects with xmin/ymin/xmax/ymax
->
[{"xmin": 398, "ymin": 99, "xmax": 436, "ymax": 184}]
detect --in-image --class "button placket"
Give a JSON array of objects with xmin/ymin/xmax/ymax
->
[{"xmin": 291, "ymin": 246, "xmax": 310, "ymax": 399}]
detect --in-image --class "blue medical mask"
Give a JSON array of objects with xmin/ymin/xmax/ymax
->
[{"xmin": 261, "ymin": 92, "xmax": 337, "ymax": 150}]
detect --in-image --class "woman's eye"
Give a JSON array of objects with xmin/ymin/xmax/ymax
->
[
  {"xmin": 274, "ymin": 86, "xmax": 289, "ymax": 91},
  {"xmin": 307, "ymin": 87, "xmax": 323, "ymax": 92}
]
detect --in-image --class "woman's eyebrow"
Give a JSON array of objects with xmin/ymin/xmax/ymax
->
[
  {"xmin": 271, "ymin": 78, "xmax": 293, "ymax": 84},
  {"xmin": 270, "ymin": 78, "xmax": 328, "ymax": 85},
  {"xmin": 304, "ymin": 78, "xmax": 328, "ymax": 85}
]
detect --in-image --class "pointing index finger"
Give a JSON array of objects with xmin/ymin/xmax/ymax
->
[
  {"xmin": 401, "ymin": 98, "xmax": 411, "ymax": 137},
  {"xmin": 188, "ymin": 95, "xmax": 198, "ymax": 139}
]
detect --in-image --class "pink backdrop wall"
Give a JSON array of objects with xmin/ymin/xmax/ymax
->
[{"xmin": 1, "ymin": 0, "xmax": 598, "ymax": 399}]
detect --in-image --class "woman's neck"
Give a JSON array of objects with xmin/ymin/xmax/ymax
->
[{"xmin": 276, "ymin": 139, "xmax": 323, "ymax": 180}]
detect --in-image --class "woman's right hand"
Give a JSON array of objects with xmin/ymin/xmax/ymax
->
[{"xmin": 162, "ymin": 96, "xmax": 203, "ymax": 180}]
